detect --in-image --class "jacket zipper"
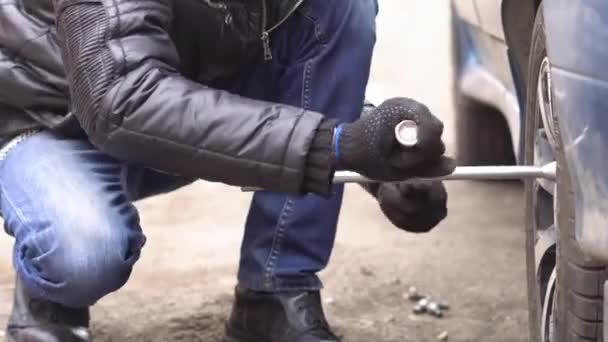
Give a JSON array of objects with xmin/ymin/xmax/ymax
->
[
  {"xmin": 261, "ymin": 0, "xmax": 305, "ymax": 61},
  {"xmin": 202, "ymin": 0, "xmax": 227, "ymax": 10}
]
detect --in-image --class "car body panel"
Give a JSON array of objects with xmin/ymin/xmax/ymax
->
[
  {"xmin": 454, "ymin": 0, "xmax": 608, "ymax": 263},
  {"xmin": 475, "ymin": 0, "xmax": 505, "ymax": 41},
  {"xmin": 472, "ymin": 27, "xmax": 516, "ymax": 97},
  {"xmin": 544, "ymin": 0, "xmax": 608, "ymax": 262},
  {"xmin": 453, "ymin": 0, "xmax": 480, "ymax": 26},
  {"xmin": 544, "ymin": 1, "xmax": 608, "ymax": 80},
  {"xmin": 452, "ymin": 2, "xmax": 521, "ymax": 160}
]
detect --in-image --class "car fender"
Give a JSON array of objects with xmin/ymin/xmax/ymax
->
[{"xmin": 543, "ymin": 0, "xmax": 608, "ymax": 263}]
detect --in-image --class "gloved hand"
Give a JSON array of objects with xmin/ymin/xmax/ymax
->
[
  {"xmin": 336, "ymin": 97, "xmax": 455, "ymax": 181},
  {"xmin": 376, "ymin": 180, "xmax": 448, "ymax": 233}
]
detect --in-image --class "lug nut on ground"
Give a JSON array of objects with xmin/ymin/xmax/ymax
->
[
  {"xmin": 407, "ymin": 286, "xmax": 425, "ymax": 301},
  {"xmin": 438, "ymin": 301, "xmax": 450, "ymax": 311},
  {"xmin": 408, "ymin": 290, "xmax": 449, "ymax": 318},
  {"xmin": 426, "ymin": 302, "xmax": 443, "ymax": 318},
  {"xmin": 413, "ymin": 303, "xmax": 426, "ymax": 314}
]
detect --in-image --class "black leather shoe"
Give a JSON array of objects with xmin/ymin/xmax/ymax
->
[
  {"xmin": 225, "ymin": 286, "xmax": 341, "ymax": 342},
  {"xmin": 6, "ymin": 277, "xmax": 92, "ymax": 342}
]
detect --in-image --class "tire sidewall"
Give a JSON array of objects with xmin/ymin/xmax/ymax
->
[{"xmin": 524, "ymin": 6, "xmax": 550, "ymax": 341}]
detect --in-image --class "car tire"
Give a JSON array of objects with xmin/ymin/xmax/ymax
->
[
  {"xmin": 524, "ymin": 5, "xmax": 608, "ymax": 342},
  {"xmin": 450, "ymin": 6, "xmax": 515, "ymax": 166}
]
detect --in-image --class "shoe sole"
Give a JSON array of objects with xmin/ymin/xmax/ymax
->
[
  {"xmin": 225, "ymin": 323, "xmax": 341, "ymax": 342},
  {"xmin": 224, "ymin": 333, "xmax": 258, "ymax": 342},
  {"xmin": 223, "ymin": 336, "xmax": 241, "ymax": 342},
  {"xmin": 224, "ymin": 330, "xmax": 339, "ymax": 342},
  {"xmin": 224, "ymin": 325, "xmax": 265, "ymax": 342}
]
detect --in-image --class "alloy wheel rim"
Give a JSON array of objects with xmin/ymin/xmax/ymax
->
[
  {"xmin": 538, "ymin": 57, "xmax": 557, "ymax": 149},
  {"xmin": 541, "ymin": 268, "xmax": 557, "ymax": 341},
  {"xmin": 534, "ymin": 56, "xmax": 558, "ymax": 342}
]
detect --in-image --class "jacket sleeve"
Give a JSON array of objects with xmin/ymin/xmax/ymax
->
[{"xmin": 52, "ymin": 0, "xmax": 331, "ymax": 194}]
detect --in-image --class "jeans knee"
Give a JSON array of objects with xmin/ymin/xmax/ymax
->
[
  {"xmin": 16, "ymin": 220, "xmax": 144, "ymax": 308},
  {"xmin": 59, "ymin": 249, "xmax": 135, "ymax": 307}
]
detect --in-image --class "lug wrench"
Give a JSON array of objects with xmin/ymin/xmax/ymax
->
[{"xmin": 241, "ymin": 120, "xmax": 556, "ymax": 192}]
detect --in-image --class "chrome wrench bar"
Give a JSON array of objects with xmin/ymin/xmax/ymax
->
[
  {"xmin": 241, "ymin": 163, "xmax": 556, "ymax": 192},
  {"xmin": 332, "ymin": 162, "xmax": 556, "ymax": 183},
  {"xmin": 241, "ymin": 120, "xmax": 557, "ymax": 191}
]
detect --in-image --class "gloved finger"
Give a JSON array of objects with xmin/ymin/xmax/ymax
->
[
  {"xmin": 396, "ymin": 180, "xmax": 447, "ymax": 206},
  {"xmin": 379, "ymin": 98, "xmax": 444, "ymax": 142},
  {"xmin": 413, "ymin": 130, "xmax": 446, "ymax": 159},
  {"xmin": 379, "ymin": 203, "xmax": 447, "ymax": 233},
  {"xmin": 379, "ymin": 97, "xmax": 432, "ymax": 121},
  {"xmin": 401, "ymin": 206, "xmax": 448, "ymax": 233},
  {"xmin": 393, "ymin": 98, "xmax": 444, "ymax": 132},
  {"xmin": 377, "ymin": 183, "xmax": 423, "ymax": 215},
  {"xmin": 378, "ymin": 181, "xmax": 444, "ymax": 217},
  {"xmin": 425, "ymin": 181, "xmax": 448, "ymax": 203},
  {"xmin": 411, "ymin": 106, "xmax": 444, "ymax": 147},
  {"xmin": 416, "ymin": 118, "xmax": 444, "ymax": 147},
  {"xmin": 377, "ymin": 179, "xmax": 449, "ymax": 233},
  {"xmin": 379, "ymin": 204, "xmax": 410, "ymax": 229},
  {"xmin": 388, "ymin": 139, "xmax": 447, "ymax": 169}
]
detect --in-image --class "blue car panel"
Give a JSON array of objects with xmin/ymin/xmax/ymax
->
[
  {"xmin": 454, "ymin": 0, "xmax": 608, "ymax": 262},
  {"xmin": 544, "ymin": 0, "xmax": 608, "ymax": 261},
  {"xmin": 545, "ymin": 1, "xmax": 608, "ymax": 81},
  {"xmin": 452, "ymin": 3, "xmax": 521, "ymax": 160}
]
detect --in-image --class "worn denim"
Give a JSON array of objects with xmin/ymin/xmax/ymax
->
[
  {"xmin": 0, "ymin": 0, "xmax": 378, "ymax": 308},
  {"xmin": 233, "ymin": 0, "xmax": 378, "ymax": 292},
  {"xmin": 0, "ymin": 132, "xmax": 146, "ymax": 307}
]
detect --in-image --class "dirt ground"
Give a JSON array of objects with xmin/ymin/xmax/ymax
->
[{"xmin": 0, "ymin": 1, "xmax": 529, "ymax": 341}]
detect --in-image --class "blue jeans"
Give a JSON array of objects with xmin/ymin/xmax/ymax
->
[{"xmin": 0, "ymin": 0, "xmax": 378, "ymax": 308}]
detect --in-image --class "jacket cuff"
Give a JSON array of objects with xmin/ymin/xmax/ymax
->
[{"xmin": 302, "ymin": 119, "xmax": 339, "ymax": 196}]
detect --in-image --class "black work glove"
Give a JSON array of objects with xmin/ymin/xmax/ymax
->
[
  {"xmin": 376, "ymin": 180, "xmax": 448, "ymax": 233},
  {"xmin": 337, "ymin": 98, "xmax": 455, "ymax": 181}
]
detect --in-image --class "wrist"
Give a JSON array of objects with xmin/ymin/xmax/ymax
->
[
  {"xmin": 335, "ymin": 121, "xmax": 359, "ymax": 172},
  {"xmin": 302, "ymin": 119, "xmax": 340, "ymax": 195},
  {"xmin": 332, "ymin": 123, "xmax": 344, "ymax": 170}
]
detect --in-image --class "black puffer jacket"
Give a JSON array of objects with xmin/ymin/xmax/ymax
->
[{"xmin": 0, "ymin": 0, "xmax": 335, "ymax": 194}]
